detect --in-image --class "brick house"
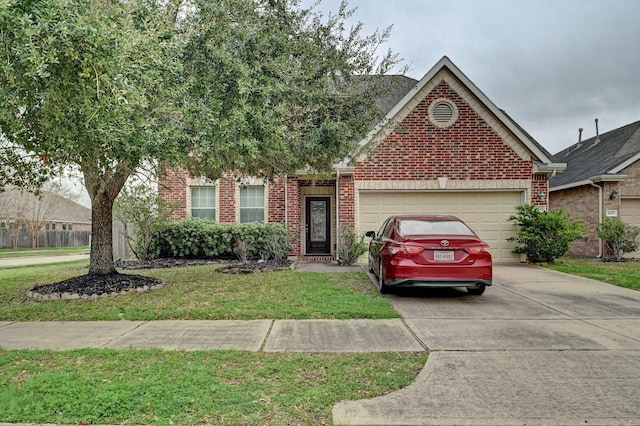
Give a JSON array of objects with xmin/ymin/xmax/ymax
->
[
  {"xmin": 160, "ymin": 56, "xmax": 565, "ymax": 263},
  {"xmin": 549, "ymin": 120, "xmax": 640, "ymax": 258}
]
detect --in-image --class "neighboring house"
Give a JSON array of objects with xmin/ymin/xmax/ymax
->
[
  {"xmin": 160, "ymin": 56, "xmax": 565, "ymax": 263},
  {"xmin": 550, "ymin": 120, "xmax": 640, "ymax": 257},
  {"xmin": 0, "ymin": 189, "xmax": 91, "ymax": 248},
  {"xmin": 44, "ymin": 193, "xmax": 93, "ymax": 232},
  {"xmin": 0, "ymin": 190, "xmax": 92, "ymax": 232}
]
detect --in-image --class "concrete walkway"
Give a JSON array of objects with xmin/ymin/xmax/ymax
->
[
  {"xmin": 0, "ymin": 253, "xmax": 89, "ymax": 267},
  {"xmin": 1, "ymin": 262, "xmax": 640, "ymax": 425}
]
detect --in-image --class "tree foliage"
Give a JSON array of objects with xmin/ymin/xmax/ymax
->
[
  {"xmin": 507, "ymin": 204, "xmax": 587, "ymax": 263},
  {"xmin": 596, "ymin": 217, "xmax": 640, "ymax": 262},
  {"xmin": 114, "ymin": 179, "xmax": 180, "ymax": 260},
  {"xmin": 0, "ymin": 0, "xmax": 400, "ymax": 276}
]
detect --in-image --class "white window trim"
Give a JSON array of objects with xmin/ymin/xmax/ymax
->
[
  {"xmin": 236, "ymin": 178, "xmax": 268, "ymax": 223},
  {"xmin": 187, "ymin": 177, "xmax": 219, "ymax": 221}
]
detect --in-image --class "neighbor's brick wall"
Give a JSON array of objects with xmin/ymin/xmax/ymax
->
[
  {"xmin": 355, "ymin": 80, "xmax": 533, "ymax": 182},
  {"xmin": 620, "ymin": 160, "xmax": 640, "ymax": 197},
  {"xmin": 549, "ymin": 185, "xmax": 599, "ymax": 256}
]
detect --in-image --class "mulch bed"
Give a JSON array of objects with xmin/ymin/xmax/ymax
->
[{"xmin": 27, "ymin": 258, "xmax": 293, "ymax": 300}]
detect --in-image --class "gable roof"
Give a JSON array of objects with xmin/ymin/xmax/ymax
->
[
  {"xmin": 348, "ymin": 56, "xmax": 562, "ymax": 169},
  {"xmin": 0, "ymin": 190, "xmax": 91, "ymax": 224},
  {"xmin": 550, "ymin": 120, "xmax": 640, "ymax": 189}
]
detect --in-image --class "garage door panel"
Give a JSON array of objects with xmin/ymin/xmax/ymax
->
[{"xmin": 359, "ymin": 191, "xmax": 522, "ymax": 262}]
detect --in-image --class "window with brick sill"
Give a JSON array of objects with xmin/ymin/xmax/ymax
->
[
  {"xmin": 191, "ymin": 186, "xmax": 217, "ymax": 220},
  {"xmin": 240, "ymin": 185, "xmax": 265, "ymax": 223}
]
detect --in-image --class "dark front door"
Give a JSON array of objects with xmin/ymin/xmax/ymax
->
[{"xmin": 305, "ymin": 197, "xmax": 331, "ymax": 255}]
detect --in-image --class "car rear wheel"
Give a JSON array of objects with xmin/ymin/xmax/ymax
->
[
  {"xmin": 378, "ymin": 260, "xmax": 391, "ymax": 294},
  {"xmin": 467, "ymin": 284, "xmax": 486, "ymax": 295}
]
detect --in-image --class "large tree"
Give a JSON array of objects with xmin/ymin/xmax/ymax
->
[{"xmin": 0, "ymin": 0, "xmax": 400, "ymax": 278}]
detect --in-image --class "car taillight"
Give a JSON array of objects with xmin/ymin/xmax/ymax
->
[
  {"xmin": 388, "ymin": 245, "xmax": 424, "ymax": 255},
  {"xmin": 464, "ymin": 246, "xmax": 490, "ymax": 254}
]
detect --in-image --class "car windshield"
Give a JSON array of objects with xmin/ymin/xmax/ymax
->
[{"xmin": 397, "ymin": 219, "xmax": 475, "ymax": 236}]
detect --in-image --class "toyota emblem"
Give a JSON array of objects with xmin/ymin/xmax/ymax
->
[{"xmin": 440, "ymin": 240, "xmax": 450, "ymax": 247}]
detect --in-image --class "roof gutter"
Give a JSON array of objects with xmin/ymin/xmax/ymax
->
[
  {"xmin": 534, "ymin": 162, "xmax": 567, "ymax": 176},
  {"xmin": 550, "ymin": 174, "xmax": 628, "ymax": 192}
]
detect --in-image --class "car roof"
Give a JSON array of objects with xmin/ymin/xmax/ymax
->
[{"xmin": 389, "ymin": 215, "xmax": 462, "ymax": 222}]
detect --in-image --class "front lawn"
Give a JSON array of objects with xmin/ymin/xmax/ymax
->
[
  {"xmin": 0, "ymin": 261, "xmax": 399, "ymax": 321},
  {"xmin": 0, "ymin": 349, "xmax": 427, "ymax": 425},
  {"xmin": 542, "ymin": 256, "xmax": 640, "ymax": 290}
]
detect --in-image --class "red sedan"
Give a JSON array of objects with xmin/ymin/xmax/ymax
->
[{"xmin": 366, "ymin": 215, "xmax": 492, "ymax": 295}]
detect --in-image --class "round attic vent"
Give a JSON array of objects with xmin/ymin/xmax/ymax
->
[{"xmin": 428, "ymin": 98, "xmax": 458, "ymax": 128}]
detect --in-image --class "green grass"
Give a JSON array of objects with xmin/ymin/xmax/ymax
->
[
  {"xmin": 0, "ymin": 348, "xmax": 427, "ymax": 425},
  {"xmin": 0, "ymin": 246, "xmax": 89, "ymax": 259},
  {"xmin": 542, "ymin": 256, "xmax": 640, "ymax": 290},
  {"xmin": 0, "ymin": 261, "xmax": 399, "ymax": 321}
]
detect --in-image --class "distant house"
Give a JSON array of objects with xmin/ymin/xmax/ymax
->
[
  {"xmin": 0, "ymin": 190, "xmax": 91, "ymax": 248},
  {"xmin": 550, "ymin": 120, "xmax": 640, "ymax": 257},
  {"xmin": 160, "ymin": 56, "xmax": 565, "ymax": 263}
]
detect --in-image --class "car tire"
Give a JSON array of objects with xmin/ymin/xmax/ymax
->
[
  {"xmin": 378, "ymin": 260, "xmax": 391, "ymax": 294},
  {"xmin": 467, "ymin": 284, "xmax": 486, "ymax": 295},
  {"xmin": 368, "ymin": 255, "xmax": 375, "ymax": 273}
]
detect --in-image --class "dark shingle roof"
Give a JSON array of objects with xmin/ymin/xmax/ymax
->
[
  {"xmin": 550, "ymin": 120, "xmax": 640, "ymax": 188},
  {"xmin": 499, "ymin": 109, "xmax": 558, "ymax": 162},
  {"xmin": 374, "ymin": 75, "xmax": 418, "ymax": 115}
]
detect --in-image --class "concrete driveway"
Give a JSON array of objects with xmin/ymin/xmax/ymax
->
[{"xmin": 333, "ymin": 264, "xmax": 640, "ymax": 425}]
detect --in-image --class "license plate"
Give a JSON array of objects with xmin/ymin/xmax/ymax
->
[{"xmin": 434, "ymin": 250, "xmax": 454, "ymax": 262}]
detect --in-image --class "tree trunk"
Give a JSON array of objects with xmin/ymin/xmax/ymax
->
[
  {"xmin": 29, "ymin": 232, "xmax": 37, "ymax": 248},
  {"xmin": 89, "ymin": 192, "xmax": 117, "ymax": 275}
]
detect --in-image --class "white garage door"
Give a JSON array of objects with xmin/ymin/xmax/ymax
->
[
  {"xmin": 620, "ymin": 198, "xmax": 640, "ymax": 258},
  {"xmin": 359, "ymin": 191, "xmax": 523, "ymax": 262}
]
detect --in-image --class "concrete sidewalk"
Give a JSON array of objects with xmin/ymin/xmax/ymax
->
[{"xmin": 0, "ymin": 318, "xmax": 424, "ymax": 352}]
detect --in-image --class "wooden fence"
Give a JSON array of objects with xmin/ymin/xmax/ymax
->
[
  {"xmin": 0, "ymin": 222, "xmax": 134, "ymax": 261},
  {"xmin": 0, "ymin": 229, "xmax": 91, "ymax": 249}
]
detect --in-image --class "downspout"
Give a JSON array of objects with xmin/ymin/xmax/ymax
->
[
  {"xmin": 589, "ymin": 181, "xmax": 603, "ymax": 258},
  {"xmin": 335, "ymin": 169, "xmax": 340, "ymax": 263}
]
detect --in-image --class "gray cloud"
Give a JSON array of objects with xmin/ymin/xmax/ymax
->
[{"xmin": 307, "ymin": 0, "xmax": 640, "ymax": 153}]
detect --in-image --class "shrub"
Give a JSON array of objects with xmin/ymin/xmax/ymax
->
[
  {"xmin": 507, "ymin": 204, "xmax": 587, "ymax": 263},
  {"xmin": 596, "ymin": 217, "xmax": 640, "ymax": 261},
  {"xmin": 114, "ymin": 182, "xmax": 181, "ymax": 260},
  {"xmin": 337, "ymin": 225, "xmax": 368, "ymax": 266},
  {"xmin": 148, "ymin": 220, "xmax": 291, "ymax": 261}
]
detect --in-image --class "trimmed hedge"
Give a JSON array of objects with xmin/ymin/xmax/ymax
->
[{"xmin": 149, "ymin": 220, "xmax": 291, "ymax": 261}]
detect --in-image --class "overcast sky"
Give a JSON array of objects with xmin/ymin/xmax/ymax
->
[{"xmin": 305, "ymin": 0, "xmax": 640, "ymax": 155}]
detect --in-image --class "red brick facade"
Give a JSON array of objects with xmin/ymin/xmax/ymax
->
[
  {"xmin": 355, "ymin": 81, "xmax": 533, "ymax": 182},
  {"xmin": 158, "ymin": 59, "xmax": 557, "ymax": 260}
]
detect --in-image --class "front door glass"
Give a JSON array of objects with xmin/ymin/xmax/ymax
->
[{"xmin": 305, "ymin": 197, "xmax": 331, "ymax": 254}]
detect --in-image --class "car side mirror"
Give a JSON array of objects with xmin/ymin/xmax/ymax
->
[{"xmin": 365, "ymin": 231, "xmax": 376, "ymax": 238}]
